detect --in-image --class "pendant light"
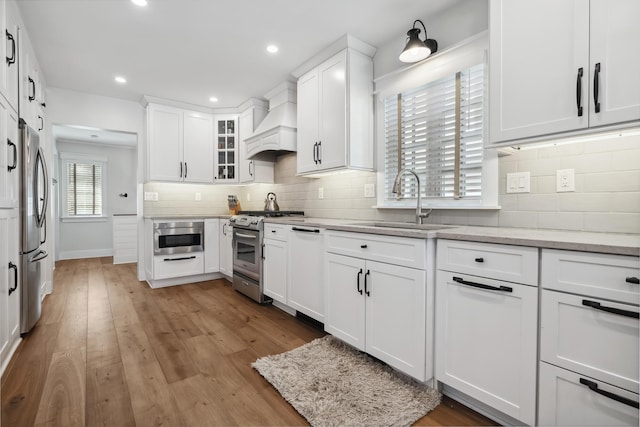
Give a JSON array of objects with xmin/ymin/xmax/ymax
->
[{"xmin": 399, "ymin": 19, "xmax": 438, "ymax": 63}]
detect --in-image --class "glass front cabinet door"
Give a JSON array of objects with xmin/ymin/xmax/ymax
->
[{"xmin": 215, "ymin": 115, "xmax": 238, "ymax": 183}]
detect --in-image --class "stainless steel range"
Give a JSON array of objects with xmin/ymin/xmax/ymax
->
[{"xmin": 230, "ymin": 210, "xmax": 304, "ymax": 303}]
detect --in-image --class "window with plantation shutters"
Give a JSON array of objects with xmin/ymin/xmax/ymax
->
[
  {"xmin": 383, "ymin": 63, "xmax": 485, "ymax": 203},
  {"xmin": 60, "ymin": 154, "xmax": 107, "ymax": 218}
]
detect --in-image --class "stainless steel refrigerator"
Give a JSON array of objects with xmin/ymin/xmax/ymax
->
[{"xmin": 19, "ymin": 119, "xmax": 49, "ymax": 334}]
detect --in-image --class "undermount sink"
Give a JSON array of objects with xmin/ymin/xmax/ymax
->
[{"xmin": 350, "ymin": 221, "xmax": 455, "ymax": 231}]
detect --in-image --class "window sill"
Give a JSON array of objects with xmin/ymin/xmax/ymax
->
[{"xmin": 61, "ymin": 216, "xmax": 109, "ymax": 223}]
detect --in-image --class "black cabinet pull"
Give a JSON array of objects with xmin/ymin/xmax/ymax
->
[
  {"xmin": 249, "ymin": 160, "xmax": 253, "ymax": 177},
  {"xmin": 179, "ymin": 161, "xmax": 183, "ymax": 178},
  {"xmin": 576, "ymin": 67, "xmax": 583, "ymax": 117},
  {"xmin": 184, "ymin": 162, "xmax": 188, "ymax": 179},
  {"xmin": 7, "ymin": 139, "xmax": 17, "ymax": 171},
  {"xmin": 317, "ymin": 141, "xmax": 322, "ymax": 164},
  {"xmin": 28, "ymin": 77, "xmax": 36, "ymax": 101},
  {"xmin": 364, "ymin": 270, "xmax": 370, "ymax": 296},
  {"xmin": 261, "ymin": 243, "xmax": 265, "ymax": 260},
  {"xmin": 453, "ymin": 276, "xmax": 513, "ymax": 293},
  {"xmin": 582, "ymin": 299, "xmax": 639, "ymax": 319},
  {"xmin": 6, "ymin": 30, "xmax": 16, "ymax": 65},
  {"xmin": 38, "ymin": 115, "xmax": 44, "ymax": 131},
  {"xmin": 291, "ymin": 227, "xmax": 320, "ymax": 233},
  {"xmin": 357, "ymin": 268, "xmax": 363, "ymax": 295},
  {"xmin": 163, "ymin": 256, "xmax": 196, "ymax": 262},
  {"xmin": 360, "ymin": 244, "xmax": 368, "ymax": 249},
  {"xmin": 579, "ymin": 378, "xmax": 639, "ymax": 409},
  {"xmin": 593, "ymin": 63, "xmax": 601, "ymax": 113},
  {"xmin": 626, "ymin": 277, "xmax": 639, "ymax": 285},
  {"xmin": 474, "ymin": 257, "xmax": 484, "ymax": 263},
  {"xmin": 313, "ymin": 142, "xmax": 318, "ymax": 164},
  {"xmin": 8, "ymin": 262, "xmax": 18, "ymax": 295}
]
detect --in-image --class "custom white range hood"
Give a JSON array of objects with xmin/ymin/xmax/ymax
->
[{"xmin": 246, "ymin": 81, "xmax": 297, "ymax": 161}]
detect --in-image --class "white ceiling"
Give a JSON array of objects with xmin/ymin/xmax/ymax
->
[
  {"xmin": 52, "ymin": 124, "xmax": 137, "ymax": 147},
  {"xmin": 17, "ymin": 0, "xmax": 464, "ymax": 110}
]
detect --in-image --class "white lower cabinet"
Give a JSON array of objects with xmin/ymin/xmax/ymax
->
[
  {"xmin": 288, "ymin": 226, "xmax": 324, "ymax": 322},
  {"xmin": 435, "ymin": 239, "xmax": 538, "ymax": 426},
  {"xmin": 1, "ymin": 208, "xmax": 20, "ymax": 375},
  {"xmin": 219, "ymin": 220, "xmax": 233, "ymax": 277},
  {"xmin": 204, "ymin": 219, "xmax": 220, "ymax": 273},
  {"xmin": 539, "ymin": 249, "xmax": 639, "ymax": 426},
  {"xmin": 539, "ymin": 362, "xmax": 639, "ymax": 427},
  {"xmin": 324, "ymin": 231, "xmax": 428, "ymax": 381},
  {"xmin": 153, "ymin": 252, "xmax": 204, "ymax": 280},
  {"xmin": 263, "ymin": 237, "xmax": 287, "ymax": 304}
]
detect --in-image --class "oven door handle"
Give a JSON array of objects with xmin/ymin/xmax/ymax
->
[{"xmin": 235, "ymin": 232, "xmax": 258, "ymax": 239}]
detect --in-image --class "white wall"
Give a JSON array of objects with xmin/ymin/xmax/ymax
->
[{"xmin": 56, "ymin": 140, "xmax": 137, "ymax": 259}]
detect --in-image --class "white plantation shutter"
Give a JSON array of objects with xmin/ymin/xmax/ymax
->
[
  {"xmin": 64, "ymin": 160, "xmax": 104, "ymax": 216},
  {"xmin": 384, "ymin": 63, "xmax": 485, "ymax": 202}
]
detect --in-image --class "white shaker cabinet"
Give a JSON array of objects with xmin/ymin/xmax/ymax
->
[
  {"xmin": 1, "ymin": 0, "xmax": 19, "ymax": 112},
  {"xmin": 218, "ymin": 219, "xmax": 233, "ymax": 277},
  {"xmin": 435, "ymin": 240, "xmax": 538, "ymax": 426},
  {"xmin": 324, "ymin": 231, "xmax": 429, "ymax": 381},
  {"xmin": 295, "ymin": 43, "xmax": 375, "ymax": 175},
  {"xmin": 147, "ymin": 103, "xmax": 214, "ymax": 183},
  {"xmin": 489, "ymin": 0, "xmax": 640, "ymax": 145},
  {"xmin": 238, "ymin": 103, "xmax": 273, "ymax": 184},
  {"xmin": 0, "ymin": 96, "xmax": 18, "ymax": 208},
  {"xmin": 0, "ymin": 208, "xmax": 19, "ymax": 375},
  {"xmin": 214, "ymin": 115, "xmax": 238, "ymax": 183},
  {"xmin": 288, "ymin": 225, "xmax": 324, "ymax": 322},
  {"xmin": 204, "ymin": 219, "xmax": 220, "ymax": 273},
  {"xmin": 262, "ymin": 223, "xmax": 288, "ymax": 304}
]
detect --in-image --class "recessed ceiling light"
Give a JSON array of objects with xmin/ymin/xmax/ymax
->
[
  {"xmin": 209, "ymin": 96, "xmax": 218, "ymax": 103},
  {"xmin": 115, "ymin": 76, "xmax": 127, "ymax": 84},
  {"xmin": 131, "ymin": 0, "xmax": 148, "ymax": 6},
  {"xmin": 266, "ymin": 45, "xmax": 279, "ymax": 54}
]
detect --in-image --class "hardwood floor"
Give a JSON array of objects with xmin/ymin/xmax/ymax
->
[{"xmin": 1, "ymin": 258, "xmax": 497, "ymax": 426}]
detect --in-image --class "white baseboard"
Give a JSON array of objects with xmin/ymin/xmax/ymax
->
[{"xmin": 58, "ymin": 249, "xmax": 113, "ymax": 260}]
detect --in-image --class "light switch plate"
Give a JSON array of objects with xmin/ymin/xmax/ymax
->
[
  {"xmin": 144, "ymin": 191, "xmax": 158, "ymax": 201},
  {"xmin": 195, "ymin": 192, "xmax": 201, "ymax": 201},
  {"xmin": 506, "ymin": 172, "xmax": 530, "ymax": 193},
  {"xmin": 364, "ymin": 183, "xmax": 375, "ymax": 198},
  {"xmin": 318, "ymin": 187, "xmax": 324, "ymax": 199}
]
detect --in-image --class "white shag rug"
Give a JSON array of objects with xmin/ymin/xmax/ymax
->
[{"xmin": 252, "ymin": 335, "xmax": 442, "ymax": 427}]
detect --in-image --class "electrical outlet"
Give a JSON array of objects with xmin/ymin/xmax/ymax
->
[
  {"xmin": 144, "ymin": 191, "xmax": 158, "ymax": 201},
  {"xmin": 195, "ymin": 192, "xmax": 201, "ymax": 201},
  {"xmin": 364, "ymin": 183, "xmax": 375, "ymax": 198},
  {"xmin": 556, "ymin": 169, "xmax": 575, "ymax": 192},
  {"xmin": 506, "ymin": 172, "xmax": 530, "ymax": 193},
  {"xmin": 318, "ymin": 187, "xmax": 324, "ymax": 199}
]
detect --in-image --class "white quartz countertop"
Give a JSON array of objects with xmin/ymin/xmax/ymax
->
[
  {"xmin": 264, "ymin": 217, "xmax": 640, "ymax": 257},
  {"xmin": 144, "ymin": 215, "xmax": 231, "ymax": 220}
]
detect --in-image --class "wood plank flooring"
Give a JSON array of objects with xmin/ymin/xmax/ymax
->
[{"xmin": 1, "ymin": 258, "xmax": 497, "ymax": 426}]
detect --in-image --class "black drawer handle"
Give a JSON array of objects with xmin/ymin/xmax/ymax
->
[
  {"xmin": 357, "ymin": 268, "xmax": 363, "ymax": 295},
  {"xmin": 579, "ymin": 378, "xmax": 639, "ymax": 409},
  {"xmin": 453, "ymin": 276, "xmax": 512, "ymax": 293},
  {"xmin": 291, "ymin": 227, "xmax": 319, "ymax": 233},
  {"xmin": 163, "ymin": 256, "xmax": 196, "ymax": 262},
  {"xmin": 593, "ymin": 63, "xmax": 601, "ymax": 114},
  {"xmin": 8, "ymin": 262, "xmax": 18, "ymax": 295},
  {"xmin": 6, "ymin": 30, "xmax": 16, "ymax": 65},
  {"xmin": 364, "ymin": 270, "xmax": 370, "ymax": 296},
  {"xmin": 474, "ymin": 257, "xmax": 484, "ymax": 263},
  {"xmin": 576, "ymin": 67, "xmax": 583, "ymax": 117},
  {"xmin": 360, "ymin": 244, "xmax": 368, "ymax": 249},
  {"xmin": 28, "ymin": 76, "xmax": 36, "ymax": 101},
  {"xmin": 626, "ymin": 277, "xmax": 639, "ymax": 284},
  {"xmin": 582, "ymin": 299, "xmax": 639, "ymax": 319},
  {"xmin": 7, "ymin": 139, "xmax": 17, "ymax": 171}
]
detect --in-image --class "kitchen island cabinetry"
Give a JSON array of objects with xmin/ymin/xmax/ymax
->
[
  {"xmin": 324, "ymin": 230, "xmax": 430, "ymax": 381},
  {"xmin": 538, "ymin": 249, "xmax": 639, "ymax": 426},
  {"xmin": 263, "ymin": 223, "xmax": 288, "ymax": 304},
  {"xmin": 294, "ymin": 38, "xmax": 375, "ymax": 175},
  {"xmin": 288, "ymin": 225, "xmax": 324, "ymax": 322},
  {"xmin": 147, "ymin": 103, "xmax": 214, "ymax": 183},
  {"xmin": 489, "ymin": 0, "xmax": 640, "ymax": 145},
  {"xmin": 435, "ymin": 239, "xmax": 538, "ymax": 426}
]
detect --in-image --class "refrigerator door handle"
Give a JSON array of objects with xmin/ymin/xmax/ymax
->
[
  {"xmin": 41, "ymin": 216, "xmax": 47, "ymax": 245},
  {"xmin": 34, "ymin": 147, "xmax": 49, "ymax": 228},
  {"xmin": 30, "ymin": 249, "xmax": 48, "ymax": 263}
]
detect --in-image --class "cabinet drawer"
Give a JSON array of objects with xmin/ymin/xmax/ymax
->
[
  {"xmin": 153, "ymin": 253, "xmax": 204, "ymax": 280},
  {"xmin": 541, "ymin": 249, "xmax": 640, "ymax": 305},
  {"xmin": 264, "ymin": 223, "xmax": 290, "ymax": 242},
  {"xmin": 437, "ymin": 239, "xmax": 538, "ymax": 286},
  {"xmin": 539, "ymin": 362, "xmax": 639, "ymax": 427},
  {"xmin": 540, "ymin": 289, "xmax": 639, "ymax": 393},
  {"xmin": 325, "ymin": 231, "xmax": 426, "ymax": 269}
]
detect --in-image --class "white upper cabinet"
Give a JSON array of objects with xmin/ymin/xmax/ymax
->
[
  {"xmin": 147, "ymin": 103, "xmax": 214, "ymax": 183},
  {"xmin": 1, "ymin": 0, "xmax": 19, "ymax": 112},
  {"xmin": 489, "ymin": 0, "xmax": 640, "ymax": 145},
  {"xmin": 214, "ymin": 115, "xmax": 238, "ymax": 183},
  {"xmin": 294, "ymin": 36, "xmax": 375, "ymax": 175},
  {"xmin": 19, "ymin": 30, "xmax": 45, "ymax": 133},
  {"xmin": 238, "ymin": 102, "xmax": 273, "ymax": 184}
]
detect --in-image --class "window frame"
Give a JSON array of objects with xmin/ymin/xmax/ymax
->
[
  {"xmin": 59, "ymin": 152, "xmax": 108, "ymax": 221},
  {"xmin": 374, "ymin": 32, "xmax": 498, "ymax": 210}
]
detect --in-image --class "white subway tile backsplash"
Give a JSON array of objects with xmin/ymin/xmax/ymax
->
[
  {"xmin": 537, "ymin": 212, "xmax": 585, "ymax": 231},
  {"xmin": 584, "ymin": 213, "xmax": 640, "ymax": 234}
]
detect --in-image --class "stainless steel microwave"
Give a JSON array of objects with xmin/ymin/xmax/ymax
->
[{"xmin": 153, "ymin": 220, "xmax": 204, "ymax": 255}]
